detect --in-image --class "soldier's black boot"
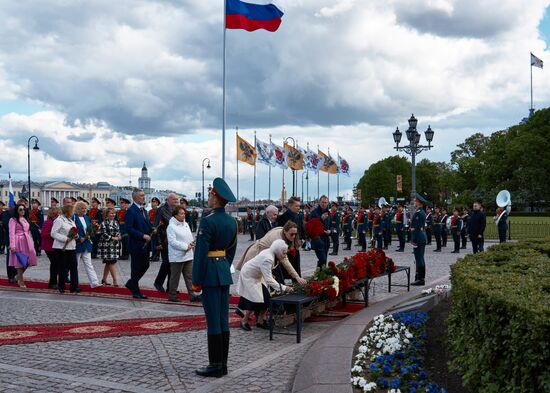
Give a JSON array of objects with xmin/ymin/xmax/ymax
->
[
  {"xmin": 196, "ymin": 334, "xmax": 224, "ymax": 378},
  {"xmin": 411, "ymin": 267, "xmax": 425, "ymax": 286},
  {"xmin": 222, "ymin": 331, "xmax": 230, "ymax": 375}
]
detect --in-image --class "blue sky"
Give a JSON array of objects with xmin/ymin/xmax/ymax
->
[{"xmin": 0, "ymin": 1, "xmax": 549, "ymax": 202}]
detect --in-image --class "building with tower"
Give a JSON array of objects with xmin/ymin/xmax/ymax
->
[{"xmin": 138, "ymin": 162, "xmax": 152, "ymax": 195}]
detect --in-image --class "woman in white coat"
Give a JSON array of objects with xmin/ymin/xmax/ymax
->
[
  {"xmin": 166, "ymin": 205, "xmax": 199, "ymax": 302},
  {"xmin": 236, "ymin": 239, "xmax": 293, "ymax": 331}
]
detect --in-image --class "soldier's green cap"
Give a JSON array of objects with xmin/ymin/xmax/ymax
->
[
  {"xmin": 415, "ymin": 193, "xmax": 428, "ymax": 205},
  {"xmin": 212, "ymin": 177, "xmax": 236, "ymax": 203}
]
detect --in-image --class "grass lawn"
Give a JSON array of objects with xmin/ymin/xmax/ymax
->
[{"xmin": 484, "ymin": 215, "xmax": 550, "ymax": 240}]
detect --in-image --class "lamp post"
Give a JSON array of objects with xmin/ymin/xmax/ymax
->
[
  {"xmin": 201, "ymin": 158, "xmax": 211, "ymax": 208},
  {"xmin": 301, "ymin": 171, "xmax": 309, "ymax": 203},
  {"xmin": 392, "ymin": 114, "xmax": 434, "ymax": 213},
  {"xmin": 27, "ymin": 136, "xmax": 40, "ymax": 202},
  {"xmin": 284, "ymin": 136, "xmax": 296, "ymax": 197}
]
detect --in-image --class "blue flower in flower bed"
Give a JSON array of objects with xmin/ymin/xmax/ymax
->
[
  {"xmin": 376, "ymin": 377, "xmax": 389, "ymax": 388},
  {"xmin": 391, "ymin": 377, "xmax": 401, "ymax": 388},
  {"xmin": 418, "ymin": 370, "xmax": 427, "ymax": 380},
  {"xmin": 382, "ymin": 363, "xmax": 392, "ymax": 375},
  {"xmin": 369, "ymin": 363, "xmax": 378, "ymax": 372}
]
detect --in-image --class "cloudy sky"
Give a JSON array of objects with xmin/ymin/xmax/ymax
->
[{"xmin": 0, "ymin": 0, "xmax": 549, "ymax": 202}]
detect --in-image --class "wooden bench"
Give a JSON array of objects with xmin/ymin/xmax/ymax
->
[
  {"xmin": 268, "ymin": 294, "xmax": 317, "ymax": 343},
  {"xmin": 341, "ymin": 265, "xmax": 411, "ymax": 307}
]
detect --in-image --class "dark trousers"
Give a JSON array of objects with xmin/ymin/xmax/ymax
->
[
  {"xmin": 442, "ymin": 229, "xmax": 448, "ymax": 247},
  {"xmin": 357, "ymin": 224, "xmax": 366, "ymax": 251},
  {"xmin": 312, "ymin": 237, "xmax": 328, "ymax": 268},
  {"xmin": 31, "ymin": 225, "xmax": 41, "ymax": 255},
  {"xmin": 56, "ymin": 249, "xmax": 78, "ymax": 291},
  {"xmin": 202, "ymin": 285, "xmax": 230, "ymax": 334},
  {"xmin": 331, "ymin": 232, "xmax": 339, "ymax": 254},
  {"xmin": 461, "ymin": 229, "xmax": 467, "ymax": 248},
  {"xmin": 120, "ymin": 233, "xmax": 129, "ymax": 258},
  {"xmin": 343, "ymin": 230, "xmax": 352, "ymax": 249},
  {"xmin": 375, "ymin": 233, "xmax": 383, "ymax": 250},
  {"xmin": 498, "ymin": 224, "xmax": 507, "ymax": 243},
  {"xmin": 413, "ymin": 243, "xmax": 426, "ymax": 275},
  {"xmin": 6, "ymin": 252, "xmax": 16, "ymax": 280},
  {"xmin": 248, "ymin": 225, "xmax": 255, "ymax": 241},
  {"xmin": 154, "ymin": 247, "xmax": 171, "ymax": 287},
  {"xmin": 127, "ymin": 251, "xmax": 150, "ymax": 295},
  {"xmin": 452, "ymin": 232, "xmax": 461, "ymax": 252},
  {"xmin": 434, "ymin": 230, "xmax": 442, "ymax": 250},
  {"xmin": 383, "ymin": 230, "xmax": 390, "ymax": 249},
  {"xmin": 426, "ymin": 227, "xmax": 432, "ymax": 244},
  {"xmin": 470, "ymin": 235, "xmax": 483, "ymax": 254},
  {"xmin": 396, "ymin": 229, "xmax": 405, "ymax": 250},
  {"xmin": 45, "ymin": 250, "xmax": 58, "ymax": 286}
]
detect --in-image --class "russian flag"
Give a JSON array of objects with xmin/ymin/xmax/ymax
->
[
  {"xmin": 8, "ymin": 172, "xmax": 15, "ymax": 209},
  {"xmin": 226, "ymin": 0, "xmax": 284, "ymax": 32}
]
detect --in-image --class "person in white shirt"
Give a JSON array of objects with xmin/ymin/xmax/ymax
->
[
  {"xmin": 51, "ymin": 205, "xmax": 80, "ymax": 293},
  {"xmin": 166, "ymin": 205, "xmax": 199, "ymax": 302},
  {"xmin": 74, "ymin": 201, "xmax": 101, "ymax": 288}
]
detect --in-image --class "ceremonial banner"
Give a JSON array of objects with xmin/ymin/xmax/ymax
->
[
  {"xmin": 531, "ymin": 52, "xmax": 544, "ymax": 69},
  {"xmin": 284, "ymin": 143, "xmax": 304, "ymax": 170},
  {"xmin": 396, "ymin": 175, "xmax": 403, "ymax": 193},
  {"xmin": 318, "ymin": 150, "xmax": 338, "ymax": 174},
  {"xmin": 338, "ymin": 154, "xmax": 350, "ymax": 177},
  {"xmin": 271, "ymin": 143, "xmax": 288, "ymax": 169},
  {"xmin": 256, "ymin": 138, "xmax": 274, "ymax": 166},
  {"xmin": 226, "ymin": 0, "xmax": 284, "ymax": 32},
  {"xmin": 8, "ymin": 172, "xmax": 15, "ymax": 208},
  {"xmin": 302, "ymin": 147, "xmax": 323, "ymax": 173},
  {"xmin": 236, "ymin": 135, "xmax": 256, "ymax": 166}
]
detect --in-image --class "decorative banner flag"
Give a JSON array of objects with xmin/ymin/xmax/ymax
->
[
  {"xmin": 236, "ymin": 134, "xmax": 256, "ymax": 166},
  {"xmin": 284, "ymin": 143, "xmax": 304, "ymax": 170},
  {"xmin": 8, "ymin": 172, "xmax": 15, "ymax": 208},
  {"xmin": 302, "ymin": 147, "xmax": 323, "ymax": 173},
  {"xmin": 338, "ymin": 154, "xmax": 350, "ymax": 177},
  {"xmin": 531, "ymin": 52, "xmax": 544, "ymax": 69},
  {"xmin": 256, "ymin": 138, "xmax": 274, "ymax": 166},
  {"xmin": 225, "ymin": 0, "xmax": 284, "ymax": 32},
  {"xmin": 318, "ymin": 150, "xmax": 338, "ymax": 174},
  {"xmin": 271, "ymin": 143, "xmax": 288, "ymax": 169}
]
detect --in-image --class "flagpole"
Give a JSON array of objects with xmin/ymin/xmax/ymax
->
[
  {"xmin": 328, "ymin": 147, "xmax": 331, "ymax": 200},
  {"xmin": 337, "ymin": 153, "xmax": 340, "ymax": 200},
  {"xmin": 317, "ymin": 144, "xmax": 320, "ymax": 201},
  {"xmin": 268, "ymin": 134, "xmax": 272, "ymax": 202},
  {"xmin": 235, "ymin": 127, "xmax": 239, "ymax": 201},
  {"xmin": 282, "ymin": 138, "xmax": 285, "ymax": 204},
  {"xmin": 530, "ymin": 53, "xmax": 534, "ymax": 117},
  {"xmin": 254, "ymin": 131, "xmax": 257, "ymax": 211},
  {"xmin": 222, "ymin": 0, "xmax": 227, "ymax": 179}
]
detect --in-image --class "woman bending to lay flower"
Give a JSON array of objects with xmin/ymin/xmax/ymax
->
[{"xmin": 236, "ymin": 239, "xmax": 293, "ymax": 331}]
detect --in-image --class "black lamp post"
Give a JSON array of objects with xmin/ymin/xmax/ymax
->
[
  {"xmin": 301, "ymin": 171, "xmax": 309, "ymax": 203},
  {"xmin": 27, "ymin": 136, "xmax": 40, "ymax": 202},
  {"xmin": 201, "ymin": 158, "xmax": 211, "ymax": 208},
  {"xmin": 393, "ymin": 114, "xmax": 434, "ymax": 212}
]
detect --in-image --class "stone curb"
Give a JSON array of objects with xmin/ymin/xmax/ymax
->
[{"xmin": 291, "ymin": 275, "xmax": 451, "ymax": 393}]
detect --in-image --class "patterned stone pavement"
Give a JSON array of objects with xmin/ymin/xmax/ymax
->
[{"xmin": 0, "ymin": 233, "xmax": 481, "ymax": 392}]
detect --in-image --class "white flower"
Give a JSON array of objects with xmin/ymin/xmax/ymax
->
[
  {"xmin": 351, "ymin": 365, "xmax": 363, "ymax": 373},
  {"xmin": 364, "ymin": 382, "xmax": 377, "ymax": 392},
  {"xmin": 332, "ymin": 276, "xmax": 340, "ymax": 296},
  {"xmin": 388, "ymin": 389, "xmax": 401, "ymax": 393},
  {"xmin": 358, "ymin": 345, "xmax": 368, "ymax": 353}
]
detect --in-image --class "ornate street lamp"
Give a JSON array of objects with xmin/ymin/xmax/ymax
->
[
  {"xmin": 27, "ymin": 136, "xmax": 40, "ymax": 201},
  {"xmin": 201, "ymin": 158, "xmax": 211, "ymax": 208}
]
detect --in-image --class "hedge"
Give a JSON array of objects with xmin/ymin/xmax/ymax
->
[{"xmin": 448, "ymin": 238, "xmax": 550, "ymax": 393}]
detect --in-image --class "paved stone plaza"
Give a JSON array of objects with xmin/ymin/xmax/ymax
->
[{"xmin": 0, "ymin": 234, "xmax": 476, "ymax": 392}]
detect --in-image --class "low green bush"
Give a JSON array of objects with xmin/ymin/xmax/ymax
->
[{"xmin": 448, "ymin": 239, "xmax": 550, "ymax": 393}]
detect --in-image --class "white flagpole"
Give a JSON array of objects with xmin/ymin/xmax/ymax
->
[
  {"xmin": 317, "ymin": 144, "xmax": 320, "ymax": 201},
  {"xmin": 337, "ymin": 153, "xmax": 340, "ymax": 199},
  {"xmin": 269, "ymin": 134, "xmax": 272, "ymax": 201},
  {"xmin": 254, "ymin": 131, "xmax": 257, "ymax": 210},
  {"xmin": 236, "ymin": 127, "xmax": 239, "ymax": 200},
  {"xmin": 530, "ymin": 53, "xmax": 534, "ymax": 117},
  {"xmin": 222, "ymin": 1, "xmax": 227, "ymax": 179}
]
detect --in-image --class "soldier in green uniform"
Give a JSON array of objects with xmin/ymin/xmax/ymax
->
[
  {"xmin": 328, "ymin": 202, "xmax": 341, "ymax": 256},
  {"xmin": 192, "ymin": 177, "xmax": 237, "ymax": 378},
  {"xmin": 411, "ymin": 194, "xmax": 428, "ymax": 286}
]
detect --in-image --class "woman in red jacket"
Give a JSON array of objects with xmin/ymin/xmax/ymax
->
[{"xmin": 41, "ymin": 207, "xmax": 60, "ymax": 289}]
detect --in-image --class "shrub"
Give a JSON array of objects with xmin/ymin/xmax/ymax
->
[{"xmin": 448, "ymin": 239, "xmax": 550, "ymax": 393}]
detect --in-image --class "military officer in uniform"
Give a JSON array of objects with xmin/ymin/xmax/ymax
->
[
  {"xmin": 411, "ymin": 194, "xmax": 428, "ymax": 286},
  {"xmin": 393, "ymin": 204, "xmax": 405, "ymax": 252},
  {"xmin": 88, "ymin": 197, "xmax": 103, "ymax": 259},
  {"xmin": 432, "ymin": 207, "xmax": 443, "ymax": 252},
  {"xmin": 192, "ymin": 178, "xmax": 237, "ymax": 378},
  {"xmin": 29, "ymin": 199, "xmax": 44, "ymax": 256},
  {"xmin": 495, "ymin": 207, "xmax": 508, "ymax": 243},
  {"xmin": 440, "ymin": 208, "xmax": 449, "ymax": 248},
  {"xmin": 372, "ymin": 206, "xmax": 383, "ymax": 249},
  {"xmin": 50, "ymin": 197, "xmax": 59, "ymax": 209},
  {"xmin": 149, "ymin": 197, "xmax": 160, "ymax": 262},
  {"xmin": 356, "ymin": 206, "xmax": 366, "ymax": 250},
  {"xmin": 328, "ymin": 202, "xmax": 341, "ymax": 256},
  {"xmin": 246, "ymin": 207, "xmax": 255, "ymax": 241},
  {"xmin": 460, "ymin": 207, "xmax": 469, "ymax": 249},
  {"xmin": 342, "ymin": 206, "xmax": 353, "ymax": 250},
  {"xmin": 425, "ymin": 206, "xmax": 433, "ymax": 245},
  {"xmin": 450, "ymin": 207, "xmax": 463, "ymax": 253},
  {"xmin": 118, "ymin": 197, "xmax": 130, "ymax": 260}
]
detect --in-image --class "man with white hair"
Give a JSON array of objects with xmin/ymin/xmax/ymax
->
[
  {"xmin": 255, "ymin": 205, "xmax": 279, "ymax": 240},
  {"xmin": 153, "ymin": 192, "xmax": 180, "ymax": 292}
]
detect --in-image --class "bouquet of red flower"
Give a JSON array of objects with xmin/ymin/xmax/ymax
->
[
  {"xmin": 305, "ymin": 218, "xmax": 324, "ymax": 239},
  {"xmin": 62, "ymin": 227, "xmax": 79, "ymax": 250},
  {"xmin": 288, "ymin": 247, "xmax": 297, "ymax": 257}
]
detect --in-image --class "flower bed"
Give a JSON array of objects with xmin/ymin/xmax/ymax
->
[{"xmin": 351, "ymin": 311, "xmax": 447, "ymax": 393}]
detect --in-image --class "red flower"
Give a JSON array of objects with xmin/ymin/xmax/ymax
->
[
  {"xmin": 305, "ymin": 218, "xmax": 325, "ymax": 238},
  {"xmin": 288, "ymin": 247, "xmax": 297, "ymax": 257}
]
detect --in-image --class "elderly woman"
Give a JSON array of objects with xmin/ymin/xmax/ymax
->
[
  {"xmin": 52, "ymin": 204, "xmax": 80, "ymax": 293},
  {"xmin": 98, "ymin": 207, "xmax": 121, "ymax": 286},
  {"xmin": 74, "ymin": 201, "xmax": 101, "ymax": 288},
  {"xmin": 167, "ymin": 205, "xmax": 198, "ymax": 302},
  {"xmin": 41, "ymin": 207, "xmax": 60, "ymax": 289},
  {"xmin": 237, "ymin": 239, "xmax": 293, "ymax": 331},
  {"xmin": 236, "ymin": 221, "xmax": 307, "ymax": 286},
  {"xmin": 8, "ymin": 203, "xmax": 38, "ymax": 287}
]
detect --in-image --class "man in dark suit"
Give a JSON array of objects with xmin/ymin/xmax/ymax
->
[
  {"xmin": 192, "ymin": 177, "xmax": 237, "ymax": 378},
  {"xmin": 125, "ymin": 188, "xmax": 153, "ymax": 299},
  {"xmin": 308, "ymin": 195, "xmax": 330, "ymax": 268},
  {"xmin": 468, "ymin": 200, "xmax": 486, "ymax": 254},
  {"xmin": 255, "ymin": 205, "xmax": 278, "ymax": 240},
  {"xmin": 277, "ymin": 196, "xmax": 304, "ymax": 237},
  {"xmin": 153, "ymin": 192, "xmax": 179, "ymax": 292}
]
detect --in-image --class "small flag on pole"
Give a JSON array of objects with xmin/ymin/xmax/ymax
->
[
  {"xmin": 531, "ymin": 53, "xmax": 543, "ymax": 69},
  {"xmin": 271, "ymin": 142, "xmax": 288, "ymax": 169},
  {"xmin": 236, "ymin": 134, "xmax": 256, "ymax": 166},
  {"xmin": 8, "ymin": 173, "xmax": 15, "ymax": 208},
  {"xmin": 284, "ymin": 143, "xmax": 304, "ymax": 170},
  {"xmin": 318, "ymin": 150, "xmax": 338, "ymax": 174},
  {"xmin": 256, "ymin": 138, "xmax": 274, "ymax": 166},
  {"xmin": 226, "ymin": 0, "xmax": 284, "ymax": 32},
  {"xmin": 338, "ymin": 154, "xmax": 350, "ymax": 177}
]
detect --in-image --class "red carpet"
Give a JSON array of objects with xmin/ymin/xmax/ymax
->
[
  {"xmin": 0, "ymin": 315, "xmax": 242, "ymax": 346},
  {"xmin": 0, "ymin": 277, "xmax": 240, "ymax": 307}
]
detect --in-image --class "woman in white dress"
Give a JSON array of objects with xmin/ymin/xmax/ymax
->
[{"xmin": 236, "ymin": 239, "xmax": 293, "ymax": 331}]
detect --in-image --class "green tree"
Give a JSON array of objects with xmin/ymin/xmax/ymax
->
[{"xmin": 357, "ymin": 156, "xmax": 410, "ymax": 205}]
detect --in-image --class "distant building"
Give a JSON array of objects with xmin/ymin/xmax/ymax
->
[{"xmin": 138, "ymin": 162, "xmax": 152, "ymax": 195}]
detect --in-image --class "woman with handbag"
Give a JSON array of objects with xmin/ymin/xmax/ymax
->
[
  {"xmin": 98, "ymin": 207, "xmax": 122, "ymax": 286},
  {"xmin": 52, "ymin": 204, "xmax": 80, "ymax": 293},
  {"xmin": 8, "ymin": 203, "xmax": 38, "ymax": 287}
]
